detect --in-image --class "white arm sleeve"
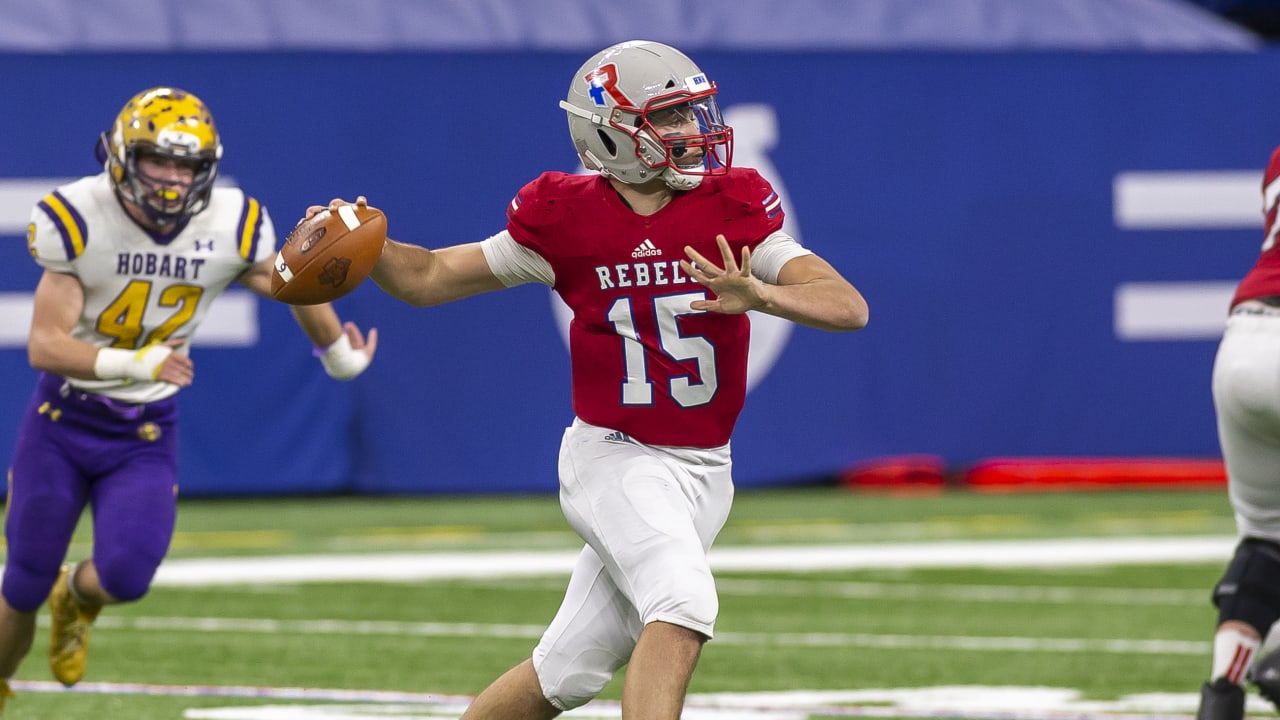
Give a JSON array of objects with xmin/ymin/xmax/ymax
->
[
  {"xmin": 751, "ymin": 230, "xmax": 814, "ymax": 284},
  {"xmin": 480, "ymin": 230, "xmax": 555, "ymax": 287}
]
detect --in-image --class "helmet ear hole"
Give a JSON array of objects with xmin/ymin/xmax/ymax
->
[{"xmin": 596, "ymin": 129, "xmax": 617, "ymax": 158}]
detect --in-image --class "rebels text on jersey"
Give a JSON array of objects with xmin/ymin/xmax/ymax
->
[
  {"xmin": 507, "ymin": 169, "xmax": 784, "ymax": 448},
  {"xmin": 1233, "ymin": 145, "xmax": 1280, "ymax": 307}
]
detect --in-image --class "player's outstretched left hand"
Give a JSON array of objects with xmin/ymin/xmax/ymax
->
[{"xmin": 681, "ymin": 234, "xmax": 768, "ymax": 315}]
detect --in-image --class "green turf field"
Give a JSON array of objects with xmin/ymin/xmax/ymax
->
[{"xmin": 0, "ymin": 486, "xmax": 1256, "ymax": 718}]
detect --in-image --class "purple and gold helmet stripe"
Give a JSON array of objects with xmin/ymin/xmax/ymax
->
[
  {"xmin": 37, "ymin": 191, "xmax": 88, "ymax": 259},
  {"xmin": 236, "ymin": 196, "xmax": 263, "ymax": 260}
]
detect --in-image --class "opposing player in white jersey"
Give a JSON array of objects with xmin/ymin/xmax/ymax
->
[
  {"xmin": 316, "ymin": 41, "xmax": 868, "ymax": 720},
  {"xmin": 0, "ymin": 87, "xmax": 377, "ymax": 714},
  {"xmin": 1199, "ymin": 144, "xmax": 1280, "ymax": 720}
]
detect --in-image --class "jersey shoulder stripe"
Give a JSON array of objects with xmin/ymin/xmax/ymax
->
[
  {"xmin": 761, "ymin": 190, "xmax": 782, "ymax": 219},
  {"xmin": 36, "ymin": 190, "xmax": 88, "ymax": 260},
  {"xmin": 236, "ymin": 195, "xmax": 264, "ymax": 261},
  {"xmin": 506, "ymin": 190, "xmax": 523, "ymax": 222}
]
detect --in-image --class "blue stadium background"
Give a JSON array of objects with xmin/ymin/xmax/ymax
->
[{"xmin": 0, "ymin": 0, "xmax": 1275, "ymax": 494}]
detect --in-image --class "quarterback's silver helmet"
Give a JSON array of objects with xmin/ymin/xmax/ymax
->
[{"xmin": 560, "ymin": 40, "xmax": 733, "ymax": 190}]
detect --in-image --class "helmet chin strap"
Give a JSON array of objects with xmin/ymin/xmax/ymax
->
[
  {"xmin": 662, "ymin": 167, "xmax": 703, "ymax": 191},
  {"xmin": 660, "ymin": 138, "xmax": 710, "ymax": 189}
]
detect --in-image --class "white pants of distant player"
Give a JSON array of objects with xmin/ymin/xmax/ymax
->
[{"xmin": 1213, "ymin": 303, "xmax": 1280, "ymax": 653}]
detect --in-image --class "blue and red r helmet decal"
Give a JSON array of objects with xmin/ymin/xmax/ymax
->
[{"xmin": 584, "ymin": 64, "xmax": 631, "ymax": 107}]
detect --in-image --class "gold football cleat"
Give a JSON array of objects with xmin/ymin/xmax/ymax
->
[
  {"xmin": 0, "ymin": 677, "xmax": 14, "ymax": 717},
  {"xmin": 47, "ymin": 564, "xmax": 99, "ymax": 687}
]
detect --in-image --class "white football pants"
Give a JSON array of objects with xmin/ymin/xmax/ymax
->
[
  {"xmin": 1214, "ymin": 305, "xmax": 1280, "ymax": 543},
  {"xmin": 532, "ymin": 417, "xmax": 733, "ymax": 710}
]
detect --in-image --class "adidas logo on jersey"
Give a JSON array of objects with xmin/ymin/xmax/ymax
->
[
  {"xmin": 602, "ymin": 431, "xmax": 631, "ymax": 443},
  {"xmin": 631, "ymin": 239, "xmax": 662, "ymax": 258}
]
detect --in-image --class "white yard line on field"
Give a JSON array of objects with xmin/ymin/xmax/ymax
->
[
  {"xmin": 459, "ymin": 576, "xmax": 1209, "ymax": 605},
  {"xmin": 712, "ymin": 578, "xmax": 1207, "ymax": 605},
  {"xmin": 4, "ymin": 680, "xmax": 1217, "ymax": 719},
  {"xmin": 153, "ymin": 535, "xmax": 1237, "ymax": 586},
  {"xmin": 77, "ymin": 614, "xmax": 1211, "ymax": 656}
]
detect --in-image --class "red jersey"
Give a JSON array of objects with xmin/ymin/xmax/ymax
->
[
  {"xmin": 506, "ymin": 169, "xmax": 785, "ymax": 448},
  {"xmin": 1232, "ymin": 145, "xmax": 1280, "ymax": 307}
]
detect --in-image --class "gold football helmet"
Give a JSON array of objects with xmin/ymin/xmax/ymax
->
[{"xmin": 97, "ymin": 87, "xmax": 223, "ymax": 225}]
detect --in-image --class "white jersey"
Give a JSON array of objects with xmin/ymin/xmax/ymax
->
[{"xmin": 26, "ymin": 173, "xmax": 276, "ymax": 403}]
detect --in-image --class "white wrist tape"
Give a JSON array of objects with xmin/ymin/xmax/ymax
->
[
  {"xmin": 93, "ymin": 345, "xmax": 173, "ymax": 382},
  {"xmin": 316, "ymin": 334, "xmax": 370, "ymax": 380}
]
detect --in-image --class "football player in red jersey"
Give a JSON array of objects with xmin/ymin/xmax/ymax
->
[
  {"xmin": 317, "ymin": 40, "xmax": 867, "ymax": 720},
  {"xmin": 1200, "ymin": 145, "xmax": 1280, "ymax": 720}
]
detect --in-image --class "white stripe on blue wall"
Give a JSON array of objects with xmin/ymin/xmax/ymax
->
[
  {"xmin": 1112, "ymin": 171, "xmax": 1260, "ymax": 341},
  {"xmin": 1113, "ymin": 281, "xmax": 1235, "ymax": 341},
  {"xmin": 1113, "ymin": 171, "xmax": 1261, "ymax": 229},
  {"xmin": 0, "ymin": 178, "xmax": 75, "ymax": 234}
]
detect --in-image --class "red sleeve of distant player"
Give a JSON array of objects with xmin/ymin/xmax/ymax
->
[{"xmin": 1231, "ymin": 145, "xmax": 1280, "ymax": 306}]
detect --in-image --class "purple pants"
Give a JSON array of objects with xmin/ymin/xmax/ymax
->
[{"xmin": 3, "ymin": 372, "xmax": 179, "ymax": 611}]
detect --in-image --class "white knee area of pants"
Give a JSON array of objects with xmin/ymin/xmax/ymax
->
[
  {"xmin": 530, "ymin": 548, "xmax": 637, "ymax": 711},
  {"xmin": 623, "ymin": 542, "xmax": 720, "ymax": 635},
  {"xmin": 646, "ymin": 587, "xmax": 718, "ymax": 637},
  {"xmin": 532, "ymin": 644, "xmax": 620, "ymax": 711}
]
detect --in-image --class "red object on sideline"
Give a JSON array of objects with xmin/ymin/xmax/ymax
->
[
  {"xmin": 839, "ymin": 454, "xmax": 948, "ymax": 491},
  {"xmin": 964, "ymin": 457, "xmax": 1226, "ymax": 492}
]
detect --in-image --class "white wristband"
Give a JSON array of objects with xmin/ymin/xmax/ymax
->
[
  {"xmin": 316, "ymin": 334, "xmax": 370, "ymax": 380},
  {"xmin": 93, "ymin": 346, "xmax": 173, "ymax": 382}
]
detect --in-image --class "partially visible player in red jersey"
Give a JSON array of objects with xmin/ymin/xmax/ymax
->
[
  {"xmin": 1199, "ymin": 146, "xmax": 1280, "ymax": 720},
  {"xmin": 314, "ymin": 40, "xmax": 867, "ymax": 720}
]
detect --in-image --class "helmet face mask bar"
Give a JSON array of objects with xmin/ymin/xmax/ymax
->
[
  {"xmin": 99, "ymin": 87, "xmax": 223, "ymax": 226},
  {"xmin": 561, "ymin": 41, "xmax": 734, "ymax": 191}
]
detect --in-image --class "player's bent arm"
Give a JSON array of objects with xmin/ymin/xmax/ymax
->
[
  {"xmin": 238, "ymin": 258, "xmax": 376, "ymax": 380},
  {"xmin": 238, "ymin": 259, "xmax": 345, "ymax": 347},
  {"xmin": 29, "ymin": 270, "xmax": 192, "ymax": 384},
  {"xmin": 289, "ymin": 304, "xmax": 343, "ymax": 348},
  {"xmin": 291, "ymin": 306, "xmax": 378, "ymax": 380},
  {"xmin": 371, "ymin": 239, "xmax": 506, "ymax": 307},
  {"xmin": 766, "ymin": 254, "xmax": 869, "ymax": 332},
  {"xmin": 27, "ymin": 270, "xmax": 99, "ymax": 378},
  {"xmin": 236, "ymin": 257, "xmax": 275, "ymax": 297}
]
